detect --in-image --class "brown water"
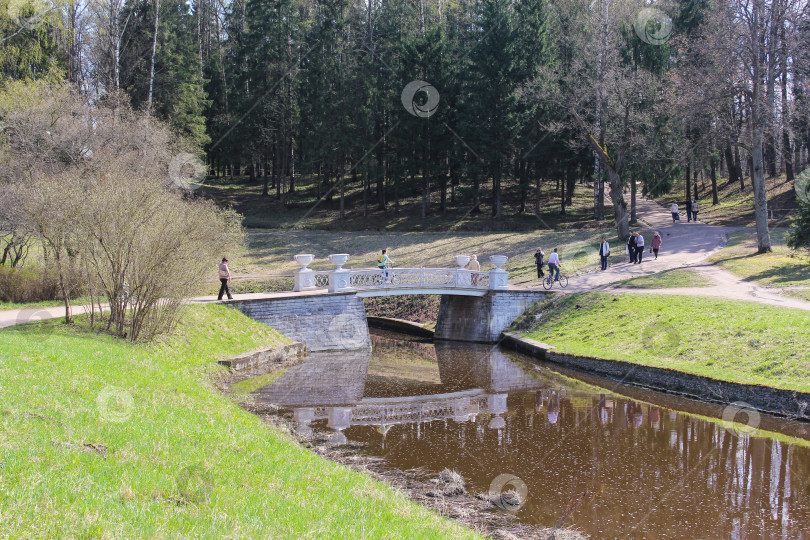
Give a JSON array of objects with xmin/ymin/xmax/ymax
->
[{"xmin": 255, "ymin": 332, "xmax": 810, "ymax": 539}]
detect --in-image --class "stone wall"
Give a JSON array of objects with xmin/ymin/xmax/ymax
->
[
  {"xmin": 500, "ymin": 332, "xmax": 810, "ymax": 421},
  {"xmin": 218, "ymin": 342, "xmax": 307, "ymax": 374},
  {"xmin": 228, "ymin": 292, "xmax": 371, "ymax": 351},
  {"xmin": 434, "ymin": 291, "xmax": 546, "ymax": 343}
]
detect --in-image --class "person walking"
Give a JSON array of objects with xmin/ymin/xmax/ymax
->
[
  {"xmin": 627, "ymin": 231, "xmax": 637, "ymax": 264},
  {"xmin": 685, "ymin": 198, "xmax": 693, "ymax": 222},
  {"xmin": 547, "ymin": 248, "xmax": 561, "ymax": 281},
  {"xmin": 599, "ymin": 237, "xmax": 610, "ymax": 271},
  {"xmin": 651, "ymin": 231, "xmax": 662, "ymax": 259},
  {"xmin": 534, "ymin": 248, "xmax": 545, "ymax": 278},
  {"xmin": 670, "ymin": 202, "xmax": 680, "ymax": 222},
  {"xmin": 218, "ymin": 257, "xmax": 233, "ymax": 300},
  {"xmin": 635, "ymin": 232, "xmax": 645, "ymax": 264},
  {"xmin": 692, "ymin": 200, "xmax": 699, "ymax": 222}
]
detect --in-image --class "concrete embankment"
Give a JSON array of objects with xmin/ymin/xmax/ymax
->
[{"xmin": 500, "ymin": 332, "xmax": 810, "ymax": 421}]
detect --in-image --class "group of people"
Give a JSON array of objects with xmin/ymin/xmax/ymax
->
[
  {"xmin": 670, "ymin": 199, "xmax": 700, "ymax": 223},
  {"xmin": 532, "ymin": 230, "xmax": 662, "ymax": 279},
  {"xmin": 626, "ymin": 231, "xmax": 662, "ymax": 264}
]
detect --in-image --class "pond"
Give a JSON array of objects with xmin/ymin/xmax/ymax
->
[{"xmin": 253, "ymin": 330, "xmax": 810, "ymax": 538}]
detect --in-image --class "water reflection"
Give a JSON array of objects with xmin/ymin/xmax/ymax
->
[{"xmin": 254, "ymin": 332, "xmax": 810, "ymax": 538}]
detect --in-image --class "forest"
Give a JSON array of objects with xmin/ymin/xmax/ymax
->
[{"xmin": 2, "ymin": 0, "xmax": 810, "ymax": 248}]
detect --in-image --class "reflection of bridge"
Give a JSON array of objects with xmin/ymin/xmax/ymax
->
[{"xmin": 254, "ymin": 341, "xmax": 551, "ymax": 433}]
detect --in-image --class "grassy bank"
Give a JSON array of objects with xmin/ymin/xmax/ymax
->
[
  {"xmin": 613, "ymin": 268, "xmax": 714, "ymax": 289},
  {"xmin": 0, "ymin": 304, "xmax": 479, "ymax": 538},
  {"xmin": 516, "ymin": 293, "xmax": 810, "ymax": 392},
  {"xmin": 710, "ymin": 229, "xmax": 810, "ymax": 295}
]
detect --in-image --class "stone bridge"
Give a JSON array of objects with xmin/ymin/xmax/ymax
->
[{"xmin": 227, "ymin": 253, "xmax": 546, "ymax": 351}]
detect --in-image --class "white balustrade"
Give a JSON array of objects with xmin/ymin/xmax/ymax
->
[{"xmin": 294, "ymin": 254, "xmax": 509, "ymax": 293}]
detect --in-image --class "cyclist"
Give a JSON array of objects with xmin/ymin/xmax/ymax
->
[
  {"xmin": 377, "ymin": 249, "xmax": 394, "ymax": 282},
  {"xmin": 547, "ymin": 248, "xmax": 561, "ymax": 281}
]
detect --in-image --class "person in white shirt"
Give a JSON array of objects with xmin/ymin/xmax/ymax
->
[
  {"xmin": 599, "ymin": 237, "xmax": 610, "ymax": 271},
  {"xmin": 634, "ymin": 233, "xmax": 645, "ymax": 264},
  {"xmin": 547, "ymin": 248, "xmax": 561, "ymax": 280},
  {"xmin": 671, "ymin": 202, "xmax": 679, "ymax": 222}
]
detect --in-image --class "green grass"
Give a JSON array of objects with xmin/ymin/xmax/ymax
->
[
  {"xmin": 518, "ymin": 293, "xmax": 810, "ymax": 392},
  {"xmin": 613, "ymin": 268, "xmax": 714, "ymax": 289},
  {"xmin": 710, "ymin": 229, "xmax": 810, "ymax": 288},
  {"xmin": 0, "ymin": 298, "xmax": 66, "ymax": 311},
  {"xmin": 0, "ymin": 304, "xmax": 480, "ymax": 539}
]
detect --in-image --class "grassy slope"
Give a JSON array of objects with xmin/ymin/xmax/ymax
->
[
  {"xmin": 710, "ymin": 229, "xmax": 810, "ymax": 289},
  {"xmin": 202, "ymin": 173, "xmax": 614, "ymax": 232},
  {"xmin": 655, "ymin": 173, "xmax": 798, "ymax": 227},
  {"xmin": 613, "ymin": 268, "xmax": 714, "ymax": 289},
  {"xmin": 0, "ymin": 304, "xmax": 479, "ymax": 539},
  {"xmin": 518, "ymin": 293, "xmax": 810, "ymax": 392}
]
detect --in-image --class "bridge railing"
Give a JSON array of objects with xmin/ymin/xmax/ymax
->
[{"xmin": 293, "ymin": 254, "xmax": 507, "ymax": 293}]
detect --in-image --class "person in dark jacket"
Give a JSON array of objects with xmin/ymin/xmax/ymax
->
[
  {"xmin": 685, "ymin": 198, "xmax": 693, "ymax": 222},
  {"xmin": 627, "ymin": 232, "xmax": 637, "ymax": 264},
  {"xmin": 534, "ymin": 248, "xmax": 545, "ymax": 278}
]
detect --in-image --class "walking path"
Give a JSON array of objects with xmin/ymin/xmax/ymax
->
[
  {"xmin": 2, "ymin": 196, "xmax": 809, "ymax": 329},
  {"xmin": 515, "ymin": 195, "xmax": 810, "ymax": 311}
]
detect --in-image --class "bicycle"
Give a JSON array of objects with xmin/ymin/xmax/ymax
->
[
  {"xmin": 373, "ymin": 266, "xmax": 400, "ymax": 286},
  {"xmin": 542, "ymin": 271, "xmax": 568, "ymax": 290}
]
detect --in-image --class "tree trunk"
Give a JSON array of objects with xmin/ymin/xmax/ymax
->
[
  {"xmin": 725, "ymin": 143, "xmax": 738, "ymax": 186},
  {"xmin": 685, "ymin": 163, "xmax": 691, "ymax": 203},
  {"xmin": 630, "ymin": 170, "xmax": 637, "ymax": 223},
  {"xmin": 710, "ymin": 155, "xmax": 719, "ymax": 205},
  {"xmin": 146, "ymin": 0, "xmax": 159, "ymax": 115},
  {"xmin": 607, "ymin": 168, "xmax": 630, "ymax": 239}
]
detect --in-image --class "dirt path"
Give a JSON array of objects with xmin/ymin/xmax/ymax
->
[{"xmin": 515, "ymin": 195, "xmax": 810, "ymax": 311}]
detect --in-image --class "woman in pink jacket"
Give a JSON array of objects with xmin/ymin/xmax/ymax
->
[{"xmin": 650, "ymin": 232, "xmax": 663, "ymax": 260}]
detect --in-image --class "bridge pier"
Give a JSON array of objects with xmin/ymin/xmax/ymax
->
[
  {"xmin": 434, "ymin": 291, "xmax": 545, "ymax": 343},
  {"xmin": 228, "ymin": 290, "xmax": 544, "ymax": 351}
]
